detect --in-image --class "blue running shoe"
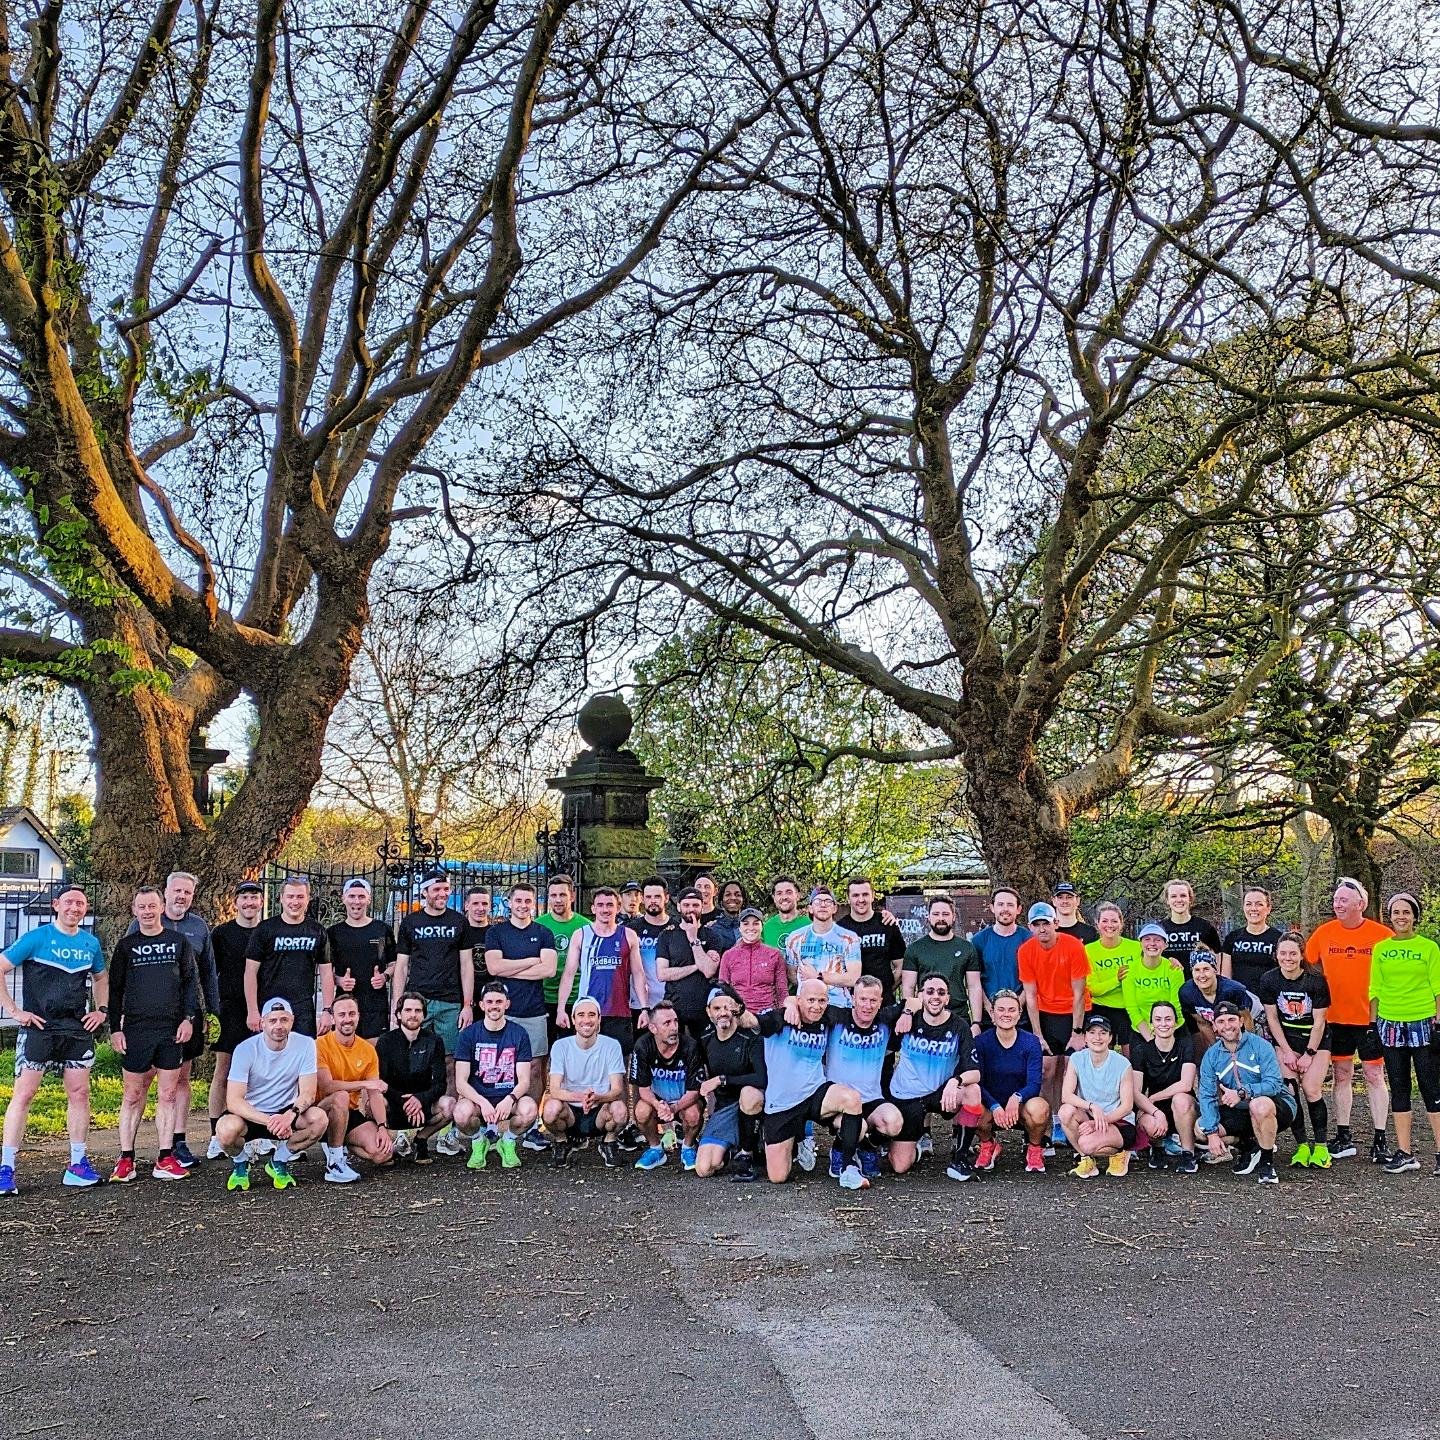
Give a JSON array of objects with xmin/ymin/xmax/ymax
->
[
  {"xmin": 635, "ymin": 1145, "xmax": 667, "ymax": 1171},
  {"xmin": 227, "ymin": 1160, "xmax": 251, "ymax": 1192},
  {"xmin": 1051, "ymin": 1120, "xmax": 1068, "ymax": 1148},
  {"xmin": 63, "ymin": 1157, "xmax": 101, "ymax": 1188},
  {"xmin": 828, "ymin": 1147, "xmax": 845, "ymax": 1179},
  {"xmin": 858, "ymin": 1146, "xmax": 882, "ymax": 1180},
  {"xmin": 0, "ymin": 1164, "xmax": 16, "ymax": 1197},
  {"xmin": 681, "ymin": 1145, "xmax": 698, "ymax": 1172},
  {"xmin": 265, "ymin": 1160, "xmax": 297, "ymax": 1190}
]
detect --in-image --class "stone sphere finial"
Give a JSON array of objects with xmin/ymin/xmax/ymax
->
[{"xmin": 577, "ymin": 693, "xmax": 633, "ymax": 752}]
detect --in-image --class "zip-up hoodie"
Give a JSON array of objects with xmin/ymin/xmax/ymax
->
[{"xmin": 1198, "ymin": 1031, "xmax": 1286, "ymax": 1135}]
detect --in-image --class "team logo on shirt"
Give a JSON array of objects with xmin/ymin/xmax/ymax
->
[
  {"xmin": 271, "ymin": 935, "xmax": 320, "ymax": 952},
  {"xmin": 409, "ymin": 925, "xmax": 459, "ymax": 941}
]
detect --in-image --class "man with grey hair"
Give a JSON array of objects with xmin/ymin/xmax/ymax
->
[{"xmin": 126, "ymin": 870, "xmax": 219, "ymax": 1171}]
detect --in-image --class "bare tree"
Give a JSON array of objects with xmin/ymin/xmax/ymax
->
[
  {"xmin": 461, "ymin": 0, "xmax": 1440, "ymax": 886},
  {"xmin": 0, "ymin": 0, "xmax": 763, "ymax": 910}
]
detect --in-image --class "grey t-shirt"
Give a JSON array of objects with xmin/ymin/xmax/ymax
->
[
  {"xmin": 230, "ymin": 1032, "xmax": 318, "ymax": 1113},
  {"xmin": 549, "ymin": 1034, "xmax": 625, "ymax": 1093},
  {"xmin": 1068, "ymin": 1048, "xmax": 1133, "ymax": 1121}
]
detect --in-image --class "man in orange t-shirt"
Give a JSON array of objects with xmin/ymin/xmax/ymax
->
[
  {"xmin": 1019, "ymin": 902, "xmax": 1091, "ymax": 1137},
  {"xmin": 1305, "ymin": 877, "xmax": 1393, "ymax": 1162},
  {"xmin": 315, "ymin": 994, "xmax": 394, "ymax": 1180}
]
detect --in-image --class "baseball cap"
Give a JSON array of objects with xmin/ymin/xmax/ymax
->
[
  {"xmin": 343, "ymin": 877, "xmax": 372, "ymax": 895},
  {"xmin": 1084, "ymin": 1011, "xmax": 1113, "ymax": 1032},
  {"xmin": 739, "ymin": 906, "xmax": 764, "ymax": 923},
  {"xmin": 571, "ymin": 996, "xmax": 601, "ymax": 1017},
  {"xmin": 1138, "ymin": 921, "xmax": 1169, "ymax": 940},
  {"xmin": 1053, "ymin": 882, "xmax": 1077, "ymax": 897},
  {"xmin": 1027, "ymin": 901, "xmax": 1056, "ymax": 923},
  {"xmin": 234, "ymin": 880, "xmax": 263, "ymax": 896},
  {"xmin": 810, "ymin": 885, "xmax": 834, "ymax": 901},
  {"xmin": 679, "ymin": 887, "xmax": 701, "ymax": 903},
  {"xmin": 260, "ymin": 997, "xmax": 293, "ymax": 1017},
  {"xmin": 622, "ymin": 880, "xmax": 642, "ymax": 893},
  {"xmin": 1213, "ymin": 1000, "xmax": 1244, "ymax": 1019},
  {"xmin": 420, "ymin": 867, "xmax": 448, "ymax": 887}
]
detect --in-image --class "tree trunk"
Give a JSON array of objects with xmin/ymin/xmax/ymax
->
[
  {"xmin": 962, "ymin": 738, "xmax": 1073, "ymax": 892},
  {"xmin": 1331, "ymin": 817, "xmax": 1384, "ymax": 920}
]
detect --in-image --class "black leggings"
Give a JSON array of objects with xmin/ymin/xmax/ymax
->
[{"xmin": 1381, "ymin": 1041, "xmax": 1440, "ymax": 1114}]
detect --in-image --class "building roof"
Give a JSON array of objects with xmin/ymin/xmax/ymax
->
[{"xmin": 0, "ymin": 805, "xmax": 68, "ymax": 861}]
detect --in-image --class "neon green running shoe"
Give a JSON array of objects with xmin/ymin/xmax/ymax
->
[
  {"xmin": 1308, "ymin": 1142, "xmax": 1332, "ymax": 1169},
  {"xmin": 498, "ymin": 1134, "xmax": 521, "ymax": 1170},
  {"xmin": 1291, "ymin": 1143, "xmax": 1312, "ymax": 1168},
  {"xmin": 467, "ymin": 1134, "xmax": 491, "ymax": 1171},
  {"xmin": 227, "ymin": 1160, "xmax": 250, "ymax": 1192},
  {"xmin": 264, "ymin": 1160, "xmax": 296, "ymax": 1190}
]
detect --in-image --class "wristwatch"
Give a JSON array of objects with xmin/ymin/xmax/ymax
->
[
  {"xmin": 1304, "ymin": 1046, "xmax": 1317, "ymax": 1056},
  {"xmin": 1072, "ymin": 1025, "xmax": 1086, "ymax": 1035}
]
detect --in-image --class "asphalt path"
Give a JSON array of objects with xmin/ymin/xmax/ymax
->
[{"xmin": 1, "ymin": 1122, "xmax": 1436, "ymax": 1440}]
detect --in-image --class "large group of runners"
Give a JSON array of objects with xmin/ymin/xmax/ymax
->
[{"xmin": 2, "ymin": 865, "xmax": 1437, "ymax": 1196}]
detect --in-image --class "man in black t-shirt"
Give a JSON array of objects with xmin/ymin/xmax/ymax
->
[
  {"xmin": 1129, "ymin": 1001, "xmax": 1198, "ymax": 1170},
  {"xmin": 327, "ymin": 878, "xmax": 395, "ymax": 1040},
  {"xmin": 244, "ymin": 876, "xmax": 333, "ymax": 1038},
  {"xmin": 1053, "ymin": 883, "xmax": 1099, "ymax": 946},
  {"xmin": 463, "ymin": 888, "xmax": 491, "ymax": 983},
  {"xmin": 842, "ymin": 877, "xmax": 906, "ymax": 994},
  {"xmin": 394, "ymin": 871, "xmax": 478, "ymax": 1064},
  {"xmin": 1161, "ymin": 879, "xmax": 1222, "ymax": 974},
  {"xmin": 207, "ymin": 879, "xmax": 265, "ymax": 1158},
  {"xmin": 657, "ymin": 889, "xmax": 717, "ymax": 1041},
  {"xmin": 696, "ymin": 985, "xmax": 767, "ymax": 1181},
  {"xmin": 629, "ymin": 1000, "xmax": 704, "ymax": 1171}
]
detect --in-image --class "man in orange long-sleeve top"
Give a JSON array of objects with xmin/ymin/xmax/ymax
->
[
  {"xmin": 1019, "ymin": 901, "xmax": 1090, "ymax": 1149},
  {"xmin": 1305, "ymin": 877, "xmax": 1393, "ymax": 1163}
]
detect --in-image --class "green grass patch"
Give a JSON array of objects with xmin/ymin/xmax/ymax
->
[{"xmin": 0, "ymin": 1039, "xmax": 207, "ymax": 1136}]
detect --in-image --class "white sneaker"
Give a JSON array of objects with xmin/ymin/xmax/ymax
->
[
  {"xmin": 324, "ymin": 1156, "xmax": 362, "ymax": 1184},
  {"xmin": 838, "ymin": 1163, "xmax": 870, "ymax": 1190},
  {"xmin": 795, "ymin": 1136, "xmax": 817, "ymax": 1172},
  {"xmin": 205, "ymin": 1137, "xmax": 225, "ymax": 1161},
  {"xmin": 392, "ymin": 1130, "xmax": 415, "ymax": 1159},
  {"xmin": 434, "ymin": 1126, "xmax": 463, "ymax": 1157}
]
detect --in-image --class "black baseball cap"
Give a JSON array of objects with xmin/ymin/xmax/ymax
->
[
  {"xmin": 234, "ymin": 881, "xmax": 263, "ymax": 896},
  {"xmin": 738, "ymin": 906, "xmax": 764, "ymax": 923},
  {"xmin": 622, "ymin": 881, "xmax": 641, "ymax": 893},
  {"xmin": 679, "ymin": 887, "xmax": 701, "ymax": 903},
  {"xmin": 420, "ymin": 868, "xmax": 448, "ymax": 886},
  {"xmin": 1084, "ymin": 1011, "xmax": 1113, "ymax": 1032},
  {"xmin": 1213, "ymin": 1000, "xmax": 1244, "ymax": 1019},
  {"xmin": 1053, "ymin": 882, "xmax": 1078, "ymax": 897}
]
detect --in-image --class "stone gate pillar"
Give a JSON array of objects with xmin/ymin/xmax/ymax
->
[{"xmin": 549, "ymin": 694, "xmax": 663, "ymax": 907}]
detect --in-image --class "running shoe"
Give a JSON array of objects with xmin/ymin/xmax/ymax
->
[
  {"xmin": 152, "ymin": 1154, "xmax": 189, "ymax": 1181},
  {"xmin": 795, "ymin": 1135, "xmax": 817, "ymax": 1172},
  {"xmin": 1162, "ymin": 1134, "xmax": 1185, "ymax": 1157},
  {"xmin": 1050, "ymin": 1119, "xmax": 1067, "ymax": 1148},
  {"xmin": 227, "ymin": 1160, "xmax": 250, "ymax": 1192},
  {"xmin": 635, "ymin": 1145, "xmax": 667, "ymax": 1171},
  {"xmin": 1202, "ymin": 1144, "xmax": 1232, "ymax": 1164},
  {"xmin": 618, "ymin": 1123, "xmax": 645, "ymax": 1153},
  {"xmin": 916, "ymin": 1132, "xmax": 934, "ymax": 1160},
  {"xmin": 521, "ymin": 1126, "xmax": 551, "ymax": 1153},
  {"xmin": 392, "ymin": 1130, "xmax": 415, "ymax": 1160},
  {"xmin": 729, "ymin": 1151, "xmax": 757, "ymax": 1183},
  {"xmin": 172, "ymin": 1139, "xmax": 199, "ymax": 1170},
  {"xmin": 1371, "ymin": 1134, "xmax": 1390, "ymax": 1165},
  {"xmin": 1107, "ymin": 1152, "xmax": 1131, "ymax": 1178},
  {"xmin": 1174, "ymin": 1150, "xmax": 1199, "ymax": 1175},
  {"xmin": 1384, "ymin": 1149, "xmax": 1421, "ymax": 1174},
  {"xmin": 552, "ymin": 1138, "xmax": 573, "ymax": 1167},
  {"xmin": 597, "ymin": 1140, "xmax": 619, "ymax": 1169},
  {"xmin": 945, "ymin": 1153, "xmax": 973, "ymax": 1183},
  {"xmin": 1232, "ymin": 1145, "xmax": 1263, "ymax": 1177},
  {"xmin": 858, "ymin": 1146, "xmax": 883, "ymax": 1180},
  {"xmin": 63, "ymin": 1157, "xmax": 101, "ymax": 1188},
  {"xmin": 324, "ymin": 1156, "xmax": 362, "ymax": 1184},
  {"xmin": 1146, "ymin": 1144, "xmax": 1166, "ymax": 1171},
  {"xmin": 1069, "ymin": 1156, "xmax": 1099, "ymax": 1180},
  {"xmin": 0, "ymin": 1164, "xmax": 17, "ymax": 1197},
  {"xmin": 1255, "ymin": 1158, "xmax": 1279, "ymax": 1184},
  {"xmin": 264, "ymin": 1159, "xmax": 296, "ymax": 1190},
  {"xmin": 467, "ymin": 1134, "xmax": 492, "ymax": 1171},
  {"xmin": 434, "ymin": 1126, "xmax": 463, "ymax": 1157},
  {"xmin": 1024, "ymin": 1143, "xmax": 1046, "ymax": 1174},
  {"xmin": 680, "ymin": 1145, "xmax": 697, "ymax": 1172},
  {"xmin": 412, "ymin": 1138, "xmax": 433, "ymax": 1166},
  {"xmin": 975, "ymin": 1140, "xmax": 1001, "ymax": 1172},
  {"xmin": 1041, "ymin": 1142, "xmax": 1056, "ymax": 1158},
  {"xmin": 1308, "ymin": 1142, "xmax": 1332, "ymax": 1168},
  {"xmin": 1433, "ymin": 1154, "xmax": 1440, "ymax": 1179},
  {"xmin": 497, "ymin": 1135, "xmax": 522, "ymax": 1170},
  {"xmin": 110, "ymin": 1156, "xmax": 137, "ymax": 1184},
  {"xmin": 1328, "ymin": 1130, "xmax": 1357, "ymax": 1159},
  {"xmin": 205, "ymin": 1137, "xmax": 226, "ymax": 1161},
  {"xmin": 828, "ymin": 1147, "xmax": 845, "ymax": 1179},
  {"xmin": 1290, "ymin": 1143, "xmax": 1312, "ymax": 1168},
  {"xmin": 838, "ymin": 1163, "xmax": 870, "ymax": 1190}
]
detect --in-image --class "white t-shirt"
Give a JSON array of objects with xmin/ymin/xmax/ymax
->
[
  {"xmin": 230, "ymin": 1032, "xmax": 318, "ymax": 1113},
  {"xmin": 549, "ymin": 1034, "xmax": 625, "ymax": 1093}
]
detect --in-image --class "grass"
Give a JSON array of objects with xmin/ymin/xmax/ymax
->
[{"xmin": 0, "ymin": 1039, "xmax": 208, "ymax": 1136}]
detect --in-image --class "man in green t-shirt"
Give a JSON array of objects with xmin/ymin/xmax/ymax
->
[
  {"xmin": 901, "ymin": 895, "xmax": 983, "ymax": 1028},
  {"xmin": 762, "ymin": 875, "xmax": 810, "ymax": 952},
  {"xmin": 538, "ymin": 874, "xmax": 589, "ymax": 1054}
]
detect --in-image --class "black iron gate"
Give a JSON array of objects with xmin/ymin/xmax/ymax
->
[{"xmin": 264, "ymin": 809, "xmax": 582, "ymax": 926}]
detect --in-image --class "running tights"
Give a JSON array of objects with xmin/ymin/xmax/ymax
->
[{"xmin": 1382, "ymin": 1041, "xmax": 1440, "ymax": 1115}]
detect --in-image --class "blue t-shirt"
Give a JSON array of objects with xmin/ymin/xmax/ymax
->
[
  {"xmin": 973, "ymin": 1027, "xmax": 1044, "ymax": 1110},
  {"xmin": 1178, "ymin": 976, "xmax": 1253, "ymax": 1026},
  {"xmin": 4, "ymin": 923, "xmax": 105, "ymax": 1035},
  {"xmin": 454, "ymin": 1019, "xmax": 532, "ymax": 1101},
  {"xmin": 823, "ymin": 1004, "xmax": 899, "ymax": 1103},
  {"xmin": 758, "ymin": 1009, "xmax": 829, "ymax": 1112},
  {"xmin": 888, "ymin": 1012, "xmax": 976, "ymax": 1101},
  {"xmin": 484, "ymin": 921, "xmax": 556, "ymax": 1018},
  {"xmin": 971, "ymin": 924, "xmax": 1030, "ymax": 998}
]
